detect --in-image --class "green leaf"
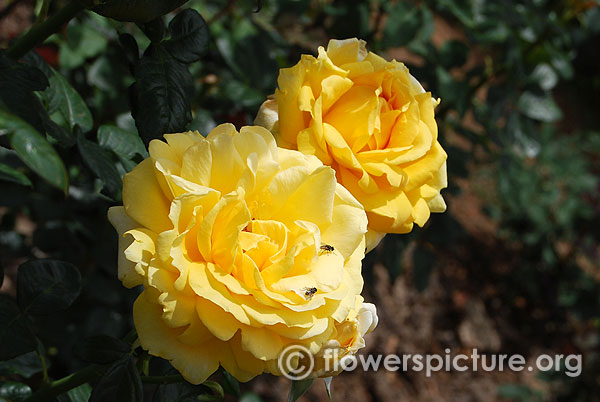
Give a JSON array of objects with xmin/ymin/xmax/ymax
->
[
  {"xmin": 382, "ymin": 3, "xmax": 421, "ymax": 48},
  {"xmin": 57, "ymin": 383, "xmax": 92, "ymax": 402},
  {"xmin": 220, "ymin": 370, "xmax": 240, "ymax": 396},
  {"xmin": 47, "ymin": 69, "xmax": 94, "ymax": 133},
  {"xmin": 288, "ymin": 378, "xmax": 314, "ymax": 402},
  {"xmin": 90, "ymin": 357, "xmax": 143, "ymax": 402},
  {"xmin": 239, "ymin": 393, "xmax": 262, "ymax": 402},
  {"xmin": 213, "ymin": 28, "xmax": 279, "ymax": 93},
  {"xmin": 326, "ymin": 2, "xmax": 370, "ymax": 39},
  {"xmin": 25, "ymin": 52, "xmax": 94, "ymax": 133},
  {"xmin": 0, "ymin": 51, "xmax": 48, "ymax": 92},
  {"xmin": 17, "ymin": 259, "xmax": 82, "ymax": 315},
  {"xmin": 59, "ymin": 18, "xmax": 109, "ymax": 69},
  {"xmin": 153, "ymin": 381, "xmax": 222, "ymax": 402},
  {"xmin": 0, "ymin": 295, "xmax": 36, "ymax": 360},
  {"xmin": 20, "ymin": 51, "xmax": 76, "ymax": 147},
  {"xmin": 474, "ymin": 23, "xmax": 510, "ymax": 43},
  {"xmin": 152, "ymin": 383, "xmax": 201, "ymax": 402},
  {"xmin": 435, "ymin": 66, "xmax": 469, "ymax": 117},
  {"xmin": 0, "ymin": 351, "xmax": 43, "ymax": 378},
  {"xmin": 1, "ymin": 52, "xmax": 74, "ymax": 147},
  {"xmin": 0, "ymin": 381, "xmax": 32, "ymax": 402},
  {"xmin": 41, "ymin": 113, "xmax": 75, "ymax": 147},
  {"xmin": 408, "ymin": 6, "xmax": 434, "ymax": 56},
  {"xmin": 438, "ymin": 40, "xmax": 469, "ymax": 69},
  {"xmin": 74, "ymin": 335, "xmax": 131, "ymax": 365},
  {"xmin": 220, "ymin": 78, "xmax": 265, "ymax": 109},
  {"xmin": 200, "ymin": 381, "xmax": 224, "ymax": 400},
  {"xmin": 97, "ymin": 125, "xmax": 147, "ymax": 160},
  {"xmin": 1, "ymin": 109, "xmax": 69, "ymax": 191},
  {"xmin": 517, "ymin": 92, "xmax": 563, "ymax": 122},
  {"xmin": 141, "ymin": 18, "xmax": 166, "ymax": 43},
  {"xmin": 77, "ymin": 134, "xmax": 122, "ymax": 196},
  {"xmin": 548, "ymin": 48, "xmax": 573, "ymax": 80},
  {"xmin": 0, "ymin": 163, "xmax": 31, "ymax": 186},
  {"xmin": 530, "ymin": 63, "xmax": 558, "ymax": 91},
  {"xmin": 165, "ymin": 9, "xmax": 209, "ymax": 64},
  {"xmin": 437, "ymin": 0, "xmax": 474, "ymax": 28},
  {"xmin": 132, "ymin": 45, "xmax": 193, "ymax": 143}
]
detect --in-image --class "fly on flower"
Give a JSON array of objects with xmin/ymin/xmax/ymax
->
[
  {"xmin": 319, "ymin": 244, "xmax": 335, "ymax": 255},
  {"xmin": 301, "ymin": 287, "xmax": 318, "ymax": 300}
]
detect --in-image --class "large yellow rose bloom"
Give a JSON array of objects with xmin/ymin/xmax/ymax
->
[
  {"xmin": 108, "ymin": 124, "xmax": 373, "ymax": 383},
  {"xmin": 256, "ymin": 38, "xmax": 447, "ymax": 248}
]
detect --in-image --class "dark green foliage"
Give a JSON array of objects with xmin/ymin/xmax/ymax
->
[
  {"xmin": 17, "ymin": 259, "xmax": 81, "ymax": 315},
  {"xmin": 382, "ymin": 2, "xmax": 426, "ymax": 48},
  {"xmin": 0, "ymin": 161, "xmax": 32, "ymax": 187},
  {"xmin": 0, "ymin": 381, "xmax": 33, "ymax": 402},
  {"xmin": 0, "ymin": 296, "xmax": 36, "ymax": 360},
  {"xmin": 127, "ymin": 8, "xmax": 210, "ymax": 143},
  {"xmin": 74, "ymin": 335, "xmax": 131, "ymax": 365},
  {"xmin": 288, "ymin": 378, "xmax": 313, "ymax": 402},
  {"xmin": 97, "ymin": 124, "xmax": 148, "ymax": 171},
  {"xmin": 132, "ymin": 44, "xmax": 194, "ymax": 143},
  {"xmin": 1, "ymin": 52, "xmax": 74, "ymax": 148},
  {"xmin": 0, "ymin": 352, "xmax": 44, "ymax": 378},
  {"xmin": 56, "ymin": 384, "xmax": 93, "ymax": 402},
  {"xmin": 165, "ymin": 9, "xmax": 210, "ymax": 64},
  {"xmin": 153, "ymin": 381, "xmax": 224, "ymax": 402},
  {"xmin": 219, "ymin": 370, "xmax": 240, "ymax": 397},
  {"xmin": 153, "ymin": 382, "xmax": 207, "ymax": 402},
  {"xmin": 45, "ymin": 67, "xmax": 94, "ymax": 133},
  {"xmin": 89, "ymin": 357, "xmax": 143, "ymax": 402},
  {"xmin": 77, "ymin": 132, "xmax": 122, "ymax": 198},
  {"xmin": 3, "ymin": 110, "xmax": 69, "ymax": 191}
]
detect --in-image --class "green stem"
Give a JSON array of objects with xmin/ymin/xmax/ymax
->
[
  {"xmin": 136, "ymin": 351, "xmax": 151, "ymax": 376},
  {"xmin": 35, "ymin": 339, "xmax": 50, "ymax": 385},
  {"xmin": 140, "ymin": 374, "xmax": 186, "ymax": 384},
  {"xmin": 25, "ymin": 329, "xmax": 139, "ymax": 401},
  {"xmin": 37, "ymin": 0, "xmax": 51, "ymax": 22},
  {"xmin": 123, "ymin": 328, "xmax": 138, "ymax": 345},
  {"xmin": 24, "ymin": 364, "xmax": 104, "ymax": 402},
  {"xmin": 6, "ymin": 0, "xmax": 89, "ymax": 60}
]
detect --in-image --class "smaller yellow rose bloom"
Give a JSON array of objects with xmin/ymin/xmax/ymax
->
[
  {"xmin": 303, "ymin": 297, "xmax": 378, "ymax": 378},
  {"xmin": 108, "ymin": 124, "xmax": 372, "ymax": 383},
  {"xmin": 256, "ymin": 38, "xmax": 448, "ymax": 250}
]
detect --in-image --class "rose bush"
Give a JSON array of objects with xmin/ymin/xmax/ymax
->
[
  {"xmin": 256, "ymin": 38, "xmax": 448, "ymax": 249},
  {"xmin": 107, "ymin": 124, "xmax": 377, "ymax": 383}
]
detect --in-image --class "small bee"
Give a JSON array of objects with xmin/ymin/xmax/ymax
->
[
  {"xmin": 301, "ymin": 287, "xmax": 318, "ymax": 300},
  {"xmin": 319, "ymin": 244, "xmax": 335, "ymax": 255}
]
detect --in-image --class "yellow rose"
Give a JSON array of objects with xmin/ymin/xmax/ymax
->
[
  {"xmin": 256, "ymin": 38, "xmax": 448, "ymax": 249},
  {"xmin": 107, "ymin": 124, "xmax": 369, "ymax": 383},
  {"xmin": 304, "ymin": 298, "xmax": 378, "ymax": 378}
]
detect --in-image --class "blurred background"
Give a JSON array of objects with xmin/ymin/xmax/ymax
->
[{"xmin": 1, "ymin": 0, "xmax": 599, "ymax": 401}]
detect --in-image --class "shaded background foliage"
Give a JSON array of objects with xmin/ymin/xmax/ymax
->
[{"xmin": 0, "ymin": 0, "xmax": 599, "ymax": 401}]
